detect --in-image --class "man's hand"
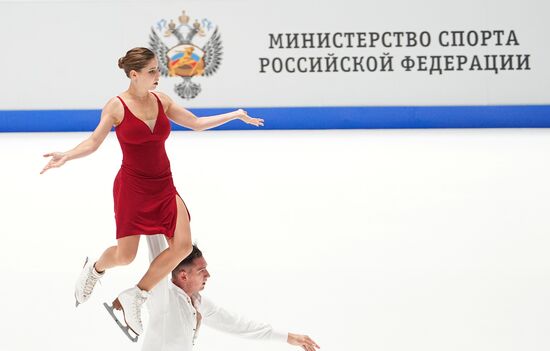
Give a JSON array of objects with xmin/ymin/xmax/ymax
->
[{"xmin": 287, "ymin": 332, "xmax": 320, "ymax": 351}]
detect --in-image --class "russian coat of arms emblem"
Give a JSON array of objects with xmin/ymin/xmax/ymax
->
[{"xmin": 150, "ymin": 10, "xmax": 223, "ymax": 100}]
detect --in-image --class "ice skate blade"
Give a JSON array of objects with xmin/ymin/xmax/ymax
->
[{"xmin": 103, "ymin": 302, "xmax": 138, "ymax": 342}]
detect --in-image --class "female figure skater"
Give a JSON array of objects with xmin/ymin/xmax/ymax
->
[{"xmin": 40, "ymin": 47, "xmax": 263, "ymax": 338}]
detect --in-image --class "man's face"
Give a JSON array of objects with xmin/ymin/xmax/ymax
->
[{"xmin": 179, "ymin": 256, "xmax": 210, "ymax": 295}]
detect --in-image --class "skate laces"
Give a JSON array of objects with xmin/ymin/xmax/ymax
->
[
  {"xmin": 81, "ymin": 266, "xmax": 101, "ymax": 297},
  {"xmin": 130, "ymin": 290, "xmax": 148, "ymax": 327}
]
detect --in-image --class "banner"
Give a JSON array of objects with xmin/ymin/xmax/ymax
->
[{"xmin": 1, "ymin": 0, "xmax": 549, "ymax": 131}]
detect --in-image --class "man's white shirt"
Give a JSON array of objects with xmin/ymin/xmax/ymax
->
[{"xmin": 142, "ymin": 235, "xmax": 287, "ymax": 351}]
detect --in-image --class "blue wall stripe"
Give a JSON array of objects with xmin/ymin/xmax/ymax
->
[{"xmin": 1, "ymin": 105, "xmax": 549, "ymax": 132}]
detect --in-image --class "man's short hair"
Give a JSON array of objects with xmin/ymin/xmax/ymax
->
[{"xmin": 171, "ymin": 244, "xmax": 203, "ymax": 279}]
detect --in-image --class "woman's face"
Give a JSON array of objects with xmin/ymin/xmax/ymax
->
[{"xmin": 132, "ymin": 58, "xmax": 161, "ymax": 90}]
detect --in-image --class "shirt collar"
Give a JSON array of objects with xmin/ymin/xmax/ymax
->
[{"xmin": 169, "ymin": 279, "xmax": 201, "ymax": 304}]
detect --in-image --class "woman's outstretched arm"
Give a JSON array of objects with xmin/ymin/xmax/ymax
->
[
  {"xmin": 40, "ymin": 98, "xmax": 121, "ymax": 174},
  {"xmin": 157, "ymin": 92, "xmax": 263, "ymax": 131}
]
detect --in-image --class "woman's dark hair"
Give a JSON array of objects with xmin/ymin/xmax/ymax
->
[{"xmin": 118, "ymin": 47, "xmax": 155, "ymax": 77}]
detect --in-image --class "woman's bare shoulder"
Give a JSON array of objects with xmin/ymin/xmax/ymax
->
[
  {"xmin": 153, "ymin": 91, "xmax": 174, "ymax": 109},
  {"xmin": 102, "ymin": 96, "xmax": 125, "ymax": 124}
]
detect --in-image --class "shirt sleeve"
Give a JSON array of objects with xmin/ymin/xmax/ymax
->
[
  {"xmin": 146, "ymin": 234, "xmax": 168, "ymax": 262},
  {"xmin": 200, "ymin": 297, "xmax": 288, "ymax": 343},
  {"xmin": 145, "ymin": 235, "xmax": 169, "ymax": 314}
]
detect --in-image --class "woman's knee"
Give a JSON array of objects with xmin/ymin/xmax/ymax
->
[{"xmin": 173, "ymin": 241, "xmax": 193, "ymax": 260}]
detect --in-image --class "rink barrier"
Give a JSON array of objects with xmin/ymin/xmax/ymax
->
[{"xmin": 1, "ymin": 105, "xmax": 550, "ymax": 132}]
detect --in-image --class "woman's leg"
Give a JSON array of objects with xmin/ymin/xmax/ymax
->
[
  {"xmin": 75, "ymin": 235, "xmax": 140, "ymax": 306},
  {"xmin": 109, "ymin": 196, "xmax": 192, "ymax": 336},
  {"xmin": 137, "ymin": 196, "xmax": 192, "ymax": 291},
  {"xmin": 95, "ymin": 235, "xmax": 141, "ymax": 272}
]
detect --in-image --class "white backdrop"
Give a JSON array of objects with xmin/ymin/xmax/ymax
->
[
  {"xmin": 1, "ymin": 0, "xmax": 549, "ymax": 110},
  {"xmin": 0, "ymin": 129, "xmax": 549, "ymax": 351}
]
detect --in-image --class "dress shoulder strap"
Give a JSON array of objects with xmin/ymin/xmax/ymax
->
[
  {"xmin": 116, "ymin": 96, "xmax": 129, "ymax": 110},
  {"xmin": 150, "ymin": 92, "xmax": 166, "ymax": 112},
  {"xmin": 150, "ymin": 92, "xmax": 161, "ymax": 104}
]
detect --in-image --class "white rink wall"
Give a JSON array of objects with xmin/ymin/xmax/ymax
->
[
  {"xmin": 0, "ymin": 129, "xmax": 549, "ymax": 351},
  {"xmin": 1, "ymin": 0, "xmax": 549, "ymax": 110}
]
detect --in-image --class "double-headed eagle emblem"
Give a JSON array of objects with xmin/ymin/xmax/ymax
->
[{"xmin": 150, "ymin": 11, "xmax": 223, "ymax": 99}]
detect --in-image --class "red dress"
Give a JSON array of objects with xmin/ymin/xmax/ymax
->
[{"xmin": 113, "ymin": 92, "xmax": 187, "ymax": 239}]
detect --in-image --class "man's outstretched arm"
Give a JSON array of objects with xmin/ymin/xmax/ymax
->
[
  {"xmin": 201, "ymin": 297, "xmax": 320, "ymax": 350},
  {"xmin": 146, "ymin": 234, "xmax": 168, "ymax": 262},
  {"xmin": 144, "ymin": 235, "xmax": 170, "ymax": 313}
]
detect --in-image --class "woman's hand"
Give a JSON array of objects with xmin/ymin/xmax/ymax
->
[
  {"xmin": 40, "ymin": 152, "xmax": 69, "ymax": 174},
  {"xmin": 236, "ymin": 109, "xmax": 264, "ymax": 127}
]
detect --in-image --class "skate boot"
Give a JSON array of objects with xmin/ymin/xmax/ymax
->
[
  {"xmin": 103, "ymin": 286, "xmax": 149, "ymax": 342},
  {"xmin": 74, "ymin": 257, "xmax": 104, "ymax": 307}
]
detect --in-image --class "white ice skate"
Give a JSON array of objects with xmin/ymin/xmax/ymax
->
[
  {"xmin": 74, "ymin": 257, "xmax": 104, "ymax": 307},
  {"xmin": 103, "ymin": 286, "xmax": 149, "ymax": 342}
]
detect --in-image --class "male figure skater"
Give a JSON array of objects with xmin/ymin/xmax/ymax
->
[{"xmin": 140, "ymin": 235, "xmax": 320, "ymax": 351}]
